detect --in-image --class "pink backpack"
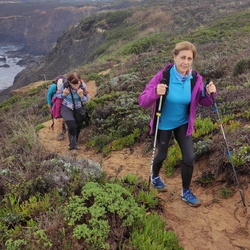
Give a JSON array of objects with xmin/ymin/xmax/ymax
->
[{"xmin": 51, "ymin": 96, "xmax": 63, "ymax": 119}]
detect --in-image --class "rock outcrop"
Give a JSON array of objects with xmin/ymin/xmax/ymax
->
[
  {"xmin": 0, "ymin": 2, "xmax": 98, "ymax": 55},
  {"xmin": 13, "ymin": 13, "xmax": 108, "ymax": 87}
]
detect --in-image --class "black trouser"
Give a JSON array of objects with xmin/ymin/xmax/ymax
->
[
  {"xmin": 60, "ymin": 105, "xmax": 84, "ymax": 150},
  {"xmin": 153, "ymin": 123, "xmax": 194, "ymax": 189}
]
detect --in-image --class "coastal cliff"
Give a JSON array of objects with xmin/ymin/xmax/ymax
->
[{"xmin": 0, "ymin": 2, "xmax": 99, "ymax": 55}]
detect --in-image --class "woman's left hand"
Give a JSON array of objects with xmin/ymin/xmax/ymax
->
[
  {"xmin": 77, "ymin": 88, "xmax": 84, "ymax": 97},
  {"xmin": 206, "ymin": 81, "xmax": 216, "ymax": 95}
]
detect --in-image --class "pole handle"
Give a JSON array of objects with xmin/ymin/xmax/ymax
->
[
  {"xmin": 206, "ymin": 78, "xmax": 216, "ymax": 104},
  {"xmin": 156, "ymin": 77, "xmax": 169, "ymax": 113},
  {"xmin": 160, "ymin": 77, "xmax": 169, "ymax": 95}
]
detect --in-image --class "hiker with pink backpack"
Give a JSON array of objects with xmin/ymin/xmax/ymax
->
[{"xmin": 54, "ymin": 72, "xmax": 89, "ymax": 152}]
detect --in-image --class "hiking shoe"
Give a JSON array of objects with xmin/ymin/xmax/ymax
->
[
  {"xmin": 62, "ymin": 123, "xmax": 67, "ymax": 133},
  {"xmin": 69, "ymin": 149, "xmax": 78, "ymax": 156},
  {"xmin": 181, "ymin": 189, "xmax": 201, "ymax": 207},
  {"xmin": 151, "ymin": 175, "xmax": 167, "ymax": 192},
  {"xmin": 57, "ymin": 132, "xmax": 64, "ymax": 141}
]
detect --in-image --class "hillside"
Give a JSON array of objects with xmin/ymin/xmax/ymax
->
[
  {"xmin": 11, "ymin": 0, "xmax": 250, "ymax": 88},
  {"xmin": 0, "ymin": 0, "xmax": 249, "ymax": 249}
]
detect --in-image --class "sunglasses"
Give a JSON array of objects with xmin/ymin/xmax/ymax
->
[{"xmin": 70, "ymin": 80, "xmax": 80, "ymax": 85}]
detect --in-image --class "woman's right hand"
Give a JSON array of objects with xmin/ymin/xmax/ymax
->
[
  {"xmin": 63, "ymin": 88, "xmax": 70, "ymax": 97},
  {"xmin": 156, "ymin": 83, "xmax": 168, "ymax": 95}
]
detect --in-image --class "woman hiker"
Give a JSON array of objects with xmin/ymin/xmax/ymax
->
[
  {"xmin": 57, "ymin": 72, "xmax": 89, "ymax": 152},
  {"xmin": 138, "ymin": 41, "xmax": 217, "ymax": 207}
]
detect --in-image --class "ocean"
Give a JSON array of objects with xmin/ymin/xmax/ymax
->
[{"xmin": 0, "ymin": 44, "xmax": 26, "ymax": 92}]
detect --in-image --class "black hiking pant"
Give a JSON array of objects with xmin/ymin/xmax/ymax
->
[
  {"xmin": 60, "ymin": 105, "xmax": 85, "ymax": 150},
  {"xmin": 153, "ymin": 123, "xmax": 194, "ymax": 190}
]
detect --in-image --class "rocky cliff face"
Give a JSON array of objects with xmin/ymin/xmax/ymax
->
[
  {"xmin": 9, "ymin": 13, "xmax": 108, "ymax": 91},
  {"xmin": 21, "ymin": 6, "xmax": 99, "ymax": 55},
  {"xmin": 0, "ymin": 2, "xmax": 98, "ymax": 55}
]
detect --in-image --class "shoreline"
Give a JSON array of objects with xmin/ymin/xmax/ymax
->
[
  {"xmin": 0, "ymin": 43, "xmax": 25, "ymax": 91},
  {"xmin": 0, "ymin": 43, "xmax": 42, "ymax": 92}
]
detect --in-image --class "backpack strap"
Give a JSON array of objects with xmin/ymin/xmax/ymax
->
[
  {"xmin": 51, "ymin": 81, "xmax": 57, "ymax": 96},
  {"xmin": 156, "ymin": 66, "xmax": 172, "ymax": 110},
  {"xmin": 162, "ymin": 66, "xmax": 171, "ymax": 94},
  {"xmin": 153, "ymin": 67, "xmax": 171, "ymax": 132},
  {"xmin": 191, "ymin": 71, "xmax": 197, "ymax": 92}
]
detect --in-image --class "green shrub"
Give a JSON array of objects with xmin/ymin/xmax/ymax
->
[
  {"xmin": 35, "ymin": 124, "xmax": 45, "ymax": 132},
  {"xmin": 0, "ymin": 114, "xmax": 45, "ymax": 172},
  {"xmin": 231, "ymin": 145, "xmax": 250, "ymax": 167},
  {"xmin": 33, "ymin": 230, "xmax": 52, "ymax": 247},
  {"xmin": 86, "ymin": 134, "xmax": 113, "ymax": 153},
  {"xmin": 5, "ymin": 239, "xmax": 28, "ymax": 250},
  {"xmin": 185, "ymin": 11, "xmax": 250, "ymax": 44},
  {"xmin": 64, "ymin": 181, "xmax": 145, "ymax": 249},
  {"xmin": 194, "ymin": 139, "xmax": 213, "ymax": 160},
  {"xmin": 225, "ymin": 120, "xmax": 241, "ymax": 133},
  {"xmin": 136, "ymin": 190, "xmax": 159, "ymax": 209},
  {"xmin": 118, "ymin": 33, "xmax": 165, "ymax": 55},
  {"xmin": 109, "ymin": 128, "xmax": 141, "ymax": 150},
  {"xmin": 233, "ymin": 57, "xmax": 250, "ymax": 76},
  {"xmin": 196, "ymin": 171, "xmax": 215, "ymax": 186},
  {"xmin": 243, "ymin": 107, "xmax": 250, "ymax": 119},
  {"xmin": 128, "ymin": 212, "xmax": 183, "ymax": 250},
  {"xmin": 87, "ymin": 72, "xmax": 100, "ymax": 80},
  {"xmin": 106, "ymin": 10, "xmax": 133, "ymax": 26},
  {"xmin": 162, "ymin": 140, "xmax": 181, "ymax": 176},
  {"xmin": 220, "ymin": 186, "xmax": 233, "ymax": 199},
  {"xmin": 97, "ymin": 73, "xmax": 142, "ymax": 95},
  {"xmin": 0, "ymin": 95, "xmax": 23, "ymax": 111},
  {"xmin": 193, "ymin": 116, "xmax": 215, "ymax": 138},
  {"xmin": 27, "ymin": 84, "xmax": 45, "ymax": 96},
  {"xmin": 1, "ymin": 193, "xmax": 52, "ymax": 236},
  {"xmin": 86, "ymin": 91, "xmax": 150, "ymax": 153},
  {"xmin": 10, "ymin": 120, "xmax": 42, "ymax": 150},
  {"xmin": 41, "ymin": 157, "xmax": 103, "ymax": 193},
  {"xmin": 122, "ymin": 173, "xmax": 139, "ymax": 185},
  {"xmin": 88, "ymin": 128, "xmax": 141, "ymax": 155}
]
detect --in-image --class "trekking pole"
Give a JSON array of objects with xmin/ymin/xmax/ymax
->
[
  {"xmin": 43, "ymin": 71, "xmax": 47, "ymax": 88},
  {"xmin": 43, "ymin": 70, "xmax": 47, "ymax": 81},
  {"xmin": 210, "ymin": 88, "xmax": 246, "ymax": 207},
  {"xmin": 148, "ymin": 78, "xmax": 168, "ymax": 190}
]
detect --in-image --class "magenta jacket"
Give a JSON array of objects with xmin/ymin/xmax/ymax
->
[{"xmin": 138, "ymin": 64, "xmax": 217, "ymax": 136}]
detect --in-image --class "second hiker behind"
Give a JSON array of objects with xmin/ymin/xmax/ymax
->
[{"xmin": 56, "ymin": 72, "xmax": 89, "ymax": 151}]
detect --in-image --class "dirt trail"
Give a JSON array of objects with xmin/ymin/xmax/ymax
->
[{"xmin": 37, "ymin": 74, "xmax": 250, "ymax": 250}]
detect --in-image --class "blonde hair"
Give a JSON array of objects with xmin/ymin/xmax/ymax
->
[{"xmin": 173, "ymin": 41, "xmax": 197, "ymax": 59}]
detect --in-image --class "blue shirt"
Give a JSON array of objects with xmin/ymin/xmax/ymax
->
[{"xmin": 158, "ymin": 67, "xmax": 192, "ymax": 130}]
